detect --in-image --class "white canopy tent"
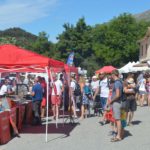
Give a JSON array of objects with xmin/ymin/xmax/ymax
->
[
  {"xmin": 119, "ymin": 61, "xmax": 140, "ymax": 73},
  {"xmin": 119, "ymin": 61, "xmax": 150, "ymax": 73},
  {"xmin": 131, "ymin": 66, "xmax": 150, "ymax": 72}
]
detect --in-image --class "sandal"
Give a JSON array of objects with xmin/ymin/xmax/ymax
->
[{"xmin": 111, "ymin": 137, "xmax": 122, "ymax": 142}]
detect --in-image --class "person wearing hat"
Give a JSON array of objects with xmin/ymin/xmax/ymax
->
[
  {"xmin": 70, "ymin": 73, "xmax": 78, "ymax": 118},
  {"xmin": 91, "ymin": 75, "xmax": 99, "ymax": 95},
  {"xmin": 124, "ymin": 76, "xmax": 136, "ymax": 126}
]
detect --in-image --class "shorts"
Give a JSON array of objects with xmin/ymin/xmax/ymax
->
[
  {"xmin": 41, "ymin": 97, "xmax": 46, "ymax": 107},
  {"xmin": 139, "ymin": 90, "xmax": 147, "ymax": 95},
  {"xmin": 51, "ymin": 95, "xmax": 61, "ymax": 105},
  {"xmin": 125, "ymin": 99, "xmax": 137, "ymax": 112},
  {"xmin": 82, "ymin": 95, "xmax": 89, "ymax": 105},
  {"xmin": 112, "ymin": 102, "xmax": 121, "ymax": 120}
]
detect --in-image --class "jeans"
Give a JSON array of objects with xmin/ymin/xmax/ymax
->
[
  {"xmin": 100, "ymin": 97, "xmax": 107, "ymax": 110},
  {"xmin": 32, "ymin": 100, "xmax": 41, "ymax": 125}
]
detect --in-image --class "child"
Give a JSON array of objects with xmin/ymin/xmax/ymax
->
[{"xmin": 80, "ymin": 80, "xmax": 92, "ymax": 120}]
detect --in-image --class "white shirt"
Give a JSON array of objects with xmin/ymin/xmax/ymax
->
[
  {"xmin": 100, "ymin": 78, "xmax": 109, "ymax": 98},
  {"xmin": 51, "ymin": 80, "xmax": 63, "ymax": 96},
  {"xmin": 91, "ymin": 80, "xmax": 99, "ymax": 92},
  {"xmin": 0, "ymin": 85, "xmax": 7, "ymax": 95},
  {"xmin": 70, "ymin": 80, "xmax": 76, "ymax": 91}
]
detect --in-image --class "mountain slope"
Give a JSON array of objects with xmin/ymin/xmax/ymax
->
[
  {"xmin": 134, "ymin": 9, "xmax": 150, "ymax": 22},
  {"xmin": 0, "ymin": 27, "xmax": 38, "ymax": 48}
]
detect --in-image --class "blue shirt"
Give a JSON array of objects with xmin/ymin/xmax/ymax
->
[
  {"xmin": 32, "ymin": 83, "xmax": 43, "ymax": 101},
  {"xmin": 112, "ymin": 80, "xmax": 123, "ymax": 103},
  {"xmin": 83, "ymin": 85, "xmax": 91, "ymax": 94}
]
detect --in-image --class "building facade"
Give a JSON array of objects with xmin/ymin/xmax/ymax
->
[{"xmin": 139, "ymin": 27, "xmax": 150, "ymax": 63}]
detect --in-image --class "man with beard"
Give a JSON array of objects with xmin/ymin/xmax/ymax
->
[{"xmin": 107, "ymin": 70, "xmax": 123, "ymax": 142}]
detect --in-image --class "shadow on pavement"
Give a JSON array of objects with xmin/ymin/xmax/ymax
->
[
  {"xmin": 20, "ymin": 122, "xmax": 79, "ymax": 138},
  {"xmin": 132, "ymin": 120, "xmax": 142, "ymax": 125},
  {"xmin": 124, "ymin": 129, "xmax": 132, "ymax": 139}
]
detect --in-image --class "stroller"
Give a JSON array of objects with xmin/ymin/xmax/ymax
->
[{"xmin": 93, "ymin": 95, "xmax": 103, "ymax": 116}]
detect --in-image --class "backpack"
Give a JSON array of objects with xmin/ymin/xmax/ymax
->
[
  {"xmin": 115, "ymin": 80, "xmax": 126, "ymax": 108},
  {"xmin": 74, "ymin": 81, "xmax": 81, "ymax": 96}
]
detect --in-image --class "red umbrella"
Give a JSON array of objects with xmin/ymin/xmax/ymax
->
[{"xmin": 95, "ymin": 66, "xmax": 117, "ymax": 74}]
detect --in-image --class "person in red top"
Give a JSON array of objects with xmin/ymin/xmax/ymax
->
[{"xmin": 40, "ymin": 77, "xmax": 47, "ymax": 118}]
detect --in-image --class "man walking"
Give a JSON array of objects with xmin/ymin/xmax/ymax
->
[{"xmin": 31, "ymin": 77, "xmax": 43, "ymax": 125}]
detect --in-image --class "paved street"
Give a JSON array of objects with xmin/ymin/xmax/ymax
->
[{"xmin": 1, "ymin": 106, "xmax": 150, "ymax": 150}]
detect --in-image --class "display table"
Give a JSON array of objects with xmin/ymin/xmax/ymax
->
[
  {"xmin": 21, "ymin": 100, "xmax": 33, "ymax": 125},
  {"xmin": 0, "ymin": 98, "xmax": 33, "ymax": 145},
  {"xmin": 0, "ymin": 111, "xmax": 11, "ymax": 144},
  {"xmin": 17, "ymin": 105, "xmax": 25, "ymax": 131}
]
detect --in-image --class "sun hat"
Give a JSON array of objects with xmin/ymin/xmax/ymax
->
[
  {"xmin": 92, "ymin": 75, "xmax": 97, "ymax": 79},
  {"xmin": 127, "ymin": 78, "xmax": 134, "ymax": 84}
]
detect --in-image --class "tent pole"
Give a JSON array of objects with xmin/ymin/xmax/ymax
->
[{"xmin": 45, "ymin": 66, "xmax": 49, "ymax": 142}]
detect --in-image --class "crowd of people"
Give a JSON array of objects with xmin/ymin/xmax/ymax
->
[{"xmin": 0, "ymin": 70, "xmax": 150, "ymax": 142}]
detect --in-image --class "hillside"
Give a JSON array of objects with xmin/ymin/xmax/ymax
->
[
  {"xmin": 134, "ymin": 9, "xmax": 150, "ymax": 22},
  {"xmin": 0, "ymin": 27, "xmax": 38, "ymax": 48}
]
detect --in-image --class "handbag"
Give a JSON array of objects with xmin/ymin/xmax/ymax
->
[
  {"xmin": 139, "ymin": 81, "xmax": 146, "ymax": 92},
  {"xmin": 121, "ymin": 93, "xmax": 127, "ymax": 109}
]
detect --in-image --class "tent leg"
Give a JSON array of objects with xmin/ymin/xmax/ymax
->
[{"xmin": 45, "ymin": 67, "xmax": 49, "ymax": 143}]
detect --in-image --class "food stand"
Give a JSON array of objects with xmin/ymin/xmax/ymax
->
[{"xmin": 0, "ymin": 44, "xmax": 65, "ymax": 144}]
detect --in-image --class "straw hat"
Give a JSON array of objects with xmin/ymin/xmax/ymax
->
[
  {"xmin": 127, "ymin": 78, "xmax": 134, "ymax": 84},
  {"xmin": 92, "ymin": 75, "xmax": 97, "ymax": 79}
]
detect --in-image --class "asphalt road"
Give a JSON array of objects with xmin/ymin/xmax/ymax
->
[{"xmin": 1, "ymin": 106, "xmax": 150, "ymax": 150}]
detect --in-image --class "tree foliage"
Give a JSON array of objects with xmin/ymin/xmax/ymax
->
[{"xmin": 0, "ymin": 14, "xmax": 150, "ymax": 76}]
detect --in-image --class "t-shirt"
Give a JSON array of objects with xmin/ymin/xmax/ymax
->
[
  {"xmin": 70, "ymin": 80, "xmax": 76, "ymax": 91},
  {"xmin": 0, "ymin": 85, "xmax": 7, "ymax": 96},
  {"xmin": 91, "ymin": 80, "xmax": 99, "ymax": 92},
  {"xmin": 139, "ymin": 78, "xmax": 146, "ymax": 92},
  {"xmin": 83, "ymin": 85, "xmax": 91, "ymax": 94},
  {"xmin": 100, "ymin": 78, "xmax": 109, "ymax": 98},
  {"xmin": 52, "ymin": 80, "xmax": 63, "ymax": 96},
  {"xmin": 32, "ymin": 83, "xmax": 43, "ymax": 101},
  {"xmin": 111, "ymin": 80, "xmax": 123, "ymax": 103},
  {"xmin": 146, "ymin": 82, "xmax": 150, "ymax": 93}
]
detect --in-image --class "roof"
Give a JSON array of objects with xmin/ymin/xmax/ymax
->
[{"xmin": 0, "ymin": 44, "xmax": 64, "ymax": 72}]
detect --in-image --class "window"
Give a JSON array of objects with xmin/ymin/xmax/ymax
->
[
  {"xmin": 146, "ymin": 43, "xmax": 148, "ymax": 55},
  {"xmin": 141, "ymin": 45, "xmax": 143, "ymax": 56}
]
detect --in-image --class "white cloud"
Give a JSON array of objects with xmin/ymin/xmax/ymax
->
[{"xmin": 0, "ymin": 0, "xmax": 58, "ymax": 29}]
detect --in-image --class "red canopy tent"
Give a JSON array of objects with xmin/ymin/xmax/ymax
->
[
  {"xmin": 95, "ymin": 66, "xmax": 116, "ymax": 74},
  {"xmin": 0, "ymin": 44, "xmax": 64, "ymax": 71},
  {"xmin": 0, "ymin": 44, "xmax": 65, "ymax": 142}
]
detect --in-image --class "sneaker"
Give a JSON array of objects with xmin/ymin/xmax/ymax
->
[
  {"xmin": 73, "ymin": 115, "xmax": 78, "ymax": 119},
  {"xmin": 112, "ymin": 132, "xmax": 117, "ymax": 137},
  {"xmin": 76, "ymin": 108, "xmax": 80, "ymax": 112}
]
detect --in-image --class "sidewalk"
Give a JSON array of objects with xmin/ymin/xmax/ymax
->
[{"xmin": 1, "ymin": 106, "xmax": 150, "ymax": 150}]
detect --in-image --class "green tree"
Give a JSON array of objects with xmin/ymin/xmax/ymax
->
[
  {"xmin": 56, "ymin": 18, "xmax": 93, "ymax": 73},
  {"xmin": 92, "ymin": 13, "xmax": 150, "ymax": 67},
  {"xmin": 30, "ymin": 31, "xmax": 55, "ymax": 57}
]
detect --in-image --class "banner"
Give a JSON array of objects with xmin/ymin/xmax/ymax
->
[{"xmin": 67, "ymin": 52, "xmax": 74, "ymax": 66}]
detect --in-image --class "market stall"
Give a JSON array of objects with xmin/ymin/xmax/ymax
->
[{"xmin": 0, "ymin": 44, "xmax": 65, "ymax": 143}]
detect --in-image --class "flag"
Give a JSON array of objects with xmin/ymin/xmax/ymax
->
[{"xmin": 66, "ymin": 52, "xmax": 74, "ymax": 66}]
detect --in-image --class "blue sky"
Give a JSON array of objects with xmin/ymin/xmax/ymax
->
[{"xmin": 0, "ymin": 0, "xmax": 150, "ymax": 42}]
